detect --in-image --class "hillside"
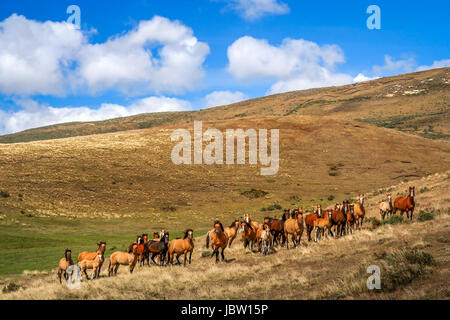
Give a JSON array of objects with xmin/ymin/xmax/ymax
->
[
  {"xmin": 0, "ymin": 115, "xmax": 449, "ymax": 221},
  {"xmin": 0, "ymin": 67, "xmax": 449, "ymax": 144}
]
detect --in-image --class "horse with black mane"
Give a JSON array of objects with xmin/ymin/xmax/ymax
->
[{"xmin": 143, "ymin": 232, "xmax": 170, "ymax": 266}]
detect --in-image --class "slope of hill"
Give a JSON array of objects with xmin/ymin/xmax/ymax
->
[
  {"xmin": 0, "ymin": 67, "xmax": 449, "ymax": 144},
  {"xmin": 0, "ymin": 115, "xmax": 449, "ymax": 221}
]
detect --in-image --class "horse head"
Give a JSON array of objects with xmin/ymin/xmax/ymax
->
[
  {"xmin": 184, "ymin": 229, "xmax": 194, "ymax": 240},
  {"xmin": 97, "ymin": 241, "xmax": 106, "ymax": 253},
  {"xmin": 65, "ymin": 249, "xmax": 72, "ymax": 261},
  {"xmin": 163, "ymin": 232, "xmax": 170, "ymax": 244},
  {"xmin": 214, "ymin": 220, "xmax": 224, "ymax": 234}
]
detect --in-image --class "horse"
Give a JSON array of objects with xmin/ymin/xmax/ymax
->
[
  {"xmin": 305, "ymin": 205, "xmax": 322, "ymax": 242},
  {"xmin": 379, "ymin": 194, "xmax": 393, "ymax": 220},
  {"xmin": 167, "ymin": 229, "xmax": 194, "ymax": 266},
  {"xmin": 78, "ymin": 253, "xmax": 103, "ymax": 280},
  {"xmin": 206, "ymin": 220, "xmax": 228, "ymax": 263},
  {"xmin": 313, "ymin": 210, "xmax": 333, "ymax": 242},
  {"xmin": 224, "ymin": 220, "xmax": 240, "ymax": 248},
  {"xmin": 240, "ymin": 220, "xmax": 258, "ymax": 251},
  {"xmin": 58, "ymin": 249, "xmax": 74, "ymax": 284},
  {"xmin": 263, "ymin": 216, "xmax": 285, "ymax": 247},
  {"xmin": 108, "ymin": 243, "xmax": 138, "ymax": 276},
  {"xmin": 346, "ymin": 204, "xmax": 356, "ymax": 235},
  {"xmin": 393, "ymin": 187, "xmax": 415, "ymax": 220},
  {"xmin": 284, "ymin": 209, "xmax": 304, "ymax": 249},
  {"xmin": 353, "ymin": 194, "xmax": 365, "ymax": 231},
  {"xmin": 144, "ymin": 232, "xmax": 170, "ymax": 266},
  {"xmin": 330, "ymin": 203, "xmax": 346, "ymax": 238},
  {"xmin": 259, "ymin": 223, "xmax": 272, "ymax": 255},
  {"xmin": 77, "ymin": 241, "xmax": 106, "ymax": 279}
]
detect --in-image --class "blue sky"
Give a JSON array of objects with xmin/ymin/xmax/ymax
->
[{"xmin": 0, "ymin": 0, "xmax": 449, "ymax": 134}]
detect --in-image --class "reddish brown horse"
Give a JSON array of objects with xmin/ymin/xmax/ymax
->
[
  {"xmin": 224, "ymin": 220, "xmax": 240, "ymax": 248},
  {"xmin": 393, "ymin": 186, "xmax": 416, "ymax": 220},
  {"xmin": 305, "ymin": 205, "xmax": 322, "ymax": 242},
  {"xmin": 263, "ymin": 215, "xmax": 286, "ymax": 247},
  {"xmin": 206, "ymin": 220, "xmax": 229, "ymax": 263},
  {"xmin": 240, "ymin": 220, "xmax": 258, "ymax": 250},
  {"xmin": 331, "ymin": 202, "xmax": 347, "ymax": 238}
]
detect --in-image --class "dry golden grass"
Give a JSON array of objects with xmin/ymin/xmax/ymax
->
[{"xmin": 1, "ymin": 172, "xmax": 449, "ymax": 300}]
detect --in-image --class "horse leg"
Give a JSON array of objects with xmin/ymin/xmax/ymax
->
[
  {"xmin": 221, "ymin": 247, "xmax": 225, "ymax": 262},
  {"xmin": 215, "ymin": 249, "xmax": 219, "ymax": 263},
  {"xmin": 189, "ymin": 251, "xmax": 192, "ymax": 265}
]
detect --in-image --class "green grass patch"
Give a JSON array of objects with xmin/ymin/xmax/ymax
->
[{"xmin": 241, "ymin": 189, "xmax": 268, "ymax": 199}]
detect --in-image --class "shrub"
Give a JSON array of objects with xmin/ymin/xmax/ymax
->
[
  {"xmin": 327, "ymin": 195, "xmax": 335, "ymax": 201},
  {"xmin": 417, "ymin": 210, "xmax": 434, "ymax": 221},
  {"xmin": 378, "ymin": 248, "xmax": 435, "ymax": 292},
  {"xmin": 2, "ymin": 282, "xmax": 21, "ymax": 293},
  {"xmin": 0, "ymin": 190, "xmax": 10, "ymax": 198},
  {"xmin": 241, "ymin": 189, "xmax": 268, "ymax": 199},
  {"xmin": 419, "ymin": 186, "xmax": 430, "ymax": 193},
  {"xmin": 161, "ymin": 205, "xmax": 176, "ymax": 212},
  {"xmin": 366, "ymin": 217, "xmax": 382, "ymax": 230},
  {"xmin": 383, "ymin": 215, "xmax": 405, "ymax": 225}
]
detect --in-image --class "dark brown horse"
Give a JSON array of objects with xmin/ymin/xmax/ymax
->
[
  {"xmin": 331, "ymin": 201, "xmax": 347, "ymax": 238},
  {"xmin": 393, "ymin": 186, "xmax": 415, "ymax": 220},
  {"xmin": 144, "ymin": 232, "xmax": 170, "ymax": 266}
]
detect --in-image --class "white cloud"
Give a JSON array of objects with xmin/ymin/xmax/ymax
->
[
  {"xmin": 372, "ymin": 55, "xmax": 416, "ymax": 76},
  {"xmin": 353, "ymin": 73, "xmax": 379, "ymax": 83},
  {"xmin": 227, "ymin": 36, "xmax": 353, "ymax": 94},
  {"xmin": 0, "ymin": 14, "xmax": 84, "ymax": 96},
  {"xmin": 77, "ymin": 16, "xmax": 210, "ymax": 94},
  {"xmin": 416, "ymin": 59, "xmax": 450, "ymax": 72},
  {"xmin": 204, "ymin": 90, "xmax": 247, "ymax": 107},
  {"xmin": 226, "ymin": 0, "xmax": 289, "ymax": 21},
  {"xmin": 0, "ymin": 14, "xmax": 209, "ymax": 96},
  {"xmin": 0, "ymin": 97, "xmax": 191, "ymax": 135}
]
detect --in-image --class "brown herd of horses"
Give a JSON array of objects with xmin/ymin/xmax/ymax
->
[{"xmin": 57, "ymin": 186, "xmax": 416, "ymax": 282}]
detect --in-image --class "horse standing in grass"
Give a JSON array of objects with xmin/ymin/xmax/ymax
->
[
  {"xmin": 313, "ymin": 210, "xmax": 333, "ymax": 242},
  {"xmin": 353, "ymin": 195, "xmax": 365, "ymax": 231},
  {"xmin": 108, "ymin": 243, "xmax": 138, "ymax": 276},
  {"xmin": 284, "ymin": 209, "xmax": 304, "ymax": 249},
  {"xmin": 77, "ymin": 242, "xmax": 106, "ymax": 279},
  {"xmin": 346, "ymin": 204, "xmax": 356, "ymax": 235},
  {"xmin": 79, "ymin": 254, "xmax": 103, "ymax": 280},
  {"xmin": 168, "ymin": 229, "xmax": 195, "ymax": 266},
  {"xmin": 379, "ymin": 194, "xmax": 393, "ymax": 220},
  {"xmin": 224, "ymin": 220, "xmax": 240, "ymax": 248},
  {"xmin": 331, "ymin": 204, "xmax": 346, "ymax": 238},
  {"xmin": 263, "ymin": 216, "xmax": 285, "ymax": 247},
  {"xmin": 58, "ymin": 249, "xmax": 74, "ymax": 284},
  {"xmin": 259, "ymin": 223, "xmax": 272, "ymax": 255},
  {"xmin": 144, "ymin": 232, "xmax": 170, "ymax": 266},
  {"xmin": 240, "ymin": 220, "xmax": 258, "ymax": 250},
  {"xmin": 206, "ymin": 220, "xmax": 229, "ymax": 263},
  {"xmin": 393, "ymin": 187, "xmax": 415, "ymax": 220}
]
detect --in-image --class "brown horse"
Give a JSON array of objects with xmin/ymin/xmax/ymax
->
[
  {"xmin": 263, "ymin": 216, "xmax": 286, "ymax": 247},
  {"xmin": 168, "ymin": 229, "xmax": 194, "ymax": 266},
  {"xmin": 58, "ymin": 249, "xmax": 74, "ymax": 284},
  {"xmin": 77, "ymin": 241, "xmax": 106, "ymax": 279},
  {"xmin": 393, "ymin": 186, "xmax": 415, "ymax": 220},
  {"xmin": 313, "ymin": 210, "xmax": 333, "ymax": 242},
  {"xmin": 240, "ymin": 220, "xmax": 258, "ymax": 250},
  {"xmin": 284, "ymin": 209, "xmax": 304, "ymax": 249},
  {"xmin": 331, "ymin": 203, "xmax": 346, "ymax": 238},
  {"xmin": 108, "ymin": 243, "xmax": 138, "ymax": 276},
  {"xmin": 353, "ymin": 194, "xmax": 365, "ymax": 231},
  {"xmin": 346, "ymin": 204, "xmax": 356, "ymax": 235},
  {"xmin": 144, "ymin": 232, "xmax": 170, "ymax": 266},
  {"xmin": 206, "ymin": 220, "xmax": 228, "ymax": 263},
  {"xmin": 224, "ymin": 220, "xmax": 240, "ymax": 248}
]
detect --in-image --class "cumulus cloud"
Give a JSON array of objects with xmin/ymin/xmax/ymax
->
[
  {"xmin": 227, "ymin": 36, "xmax": 353, "ymax": 94},
  {"xmin": 0, "ymin": 97, "xmax": 191, "ymax": 135},
  {"xmin": 77, "ymin": 16, "xmax": 210, "ymax": 94},
  {"xmin": 204, "ymin": 90, "xmax": 247, "ymax": 107},
  {"xmin": 416, "ymin": 59, "xmax": 450, "ymax": 72},
  {"xmin": 0, "ymin": 14, "xmax": 84, "ymax": 96},
  {"xmin": 0, "ymin": 14, "xmax": 209, "ymax": 96},
  {"xmin": 372, "ymin": 55, "xmax": 416, "ymax": 76},
  {"xmin": 225, "ymin": 0, "xmax": 289, "ymax": 21}
]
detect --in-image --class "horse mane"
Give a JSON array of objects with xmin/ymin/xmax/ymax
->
[{"xmin": 229, "ymin": 221, "xmax": 237, "ymax": 228}]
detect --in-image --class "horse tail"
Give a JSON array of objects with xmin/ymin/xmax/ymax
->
[{"xmin": 206, "ymin": 231, "xmax": 210, "ymax": 249}]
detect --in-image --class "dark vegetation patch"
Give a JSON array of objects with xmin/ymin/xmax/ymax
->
[{"xmin": 241, "ymin": 189, "xmax": 268, "ymax": 199}]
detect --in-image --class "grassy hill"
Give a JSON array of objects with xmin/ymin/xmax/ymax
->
[{"xmin": 1, "ymin": 67, "xmax": 449, "ymax": 144}]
